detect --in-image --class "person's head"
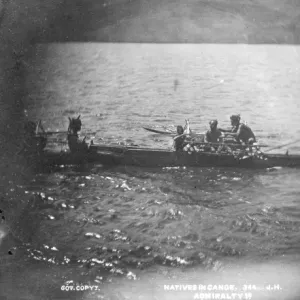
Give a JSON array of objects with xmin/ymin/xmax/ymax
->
[
  {"xmin": 177, "ymin": 125, "xmax": 184, "ymax": 135},
  {"xmin": 209, "ymin": 120, "xmax": 218, "ymax": 131},
  {"xmin": 68, "ymin": 115, "xmax": 82, "ymax": 133},
  {"xmin": 230, "ymin": 114, "xmax": 240, "ymax": 126}
]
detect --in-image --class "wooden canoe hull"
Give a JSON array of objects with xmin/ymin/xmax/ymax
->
[{"xmin": 39, "ymin": 145, "xmax": 300, "ymax": 169}]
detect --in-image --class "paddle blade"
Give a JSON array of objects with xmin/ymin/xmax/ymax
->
[{"xmin": 143, "ymin": 127, "xmax": 174, "ymax": 135}]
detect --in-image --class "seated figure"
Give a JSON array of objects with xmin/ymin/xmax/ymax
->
[
  {"xmin": 173, "ymin": 120, "xmax": 196, "ymax": 152},
  {"xmin": 220, "ymin": 114, "xmax": 256, "ymax": 145},
  {"xmin": 67, "ymin": 115, "xmax": 89, "ymax": 153}
]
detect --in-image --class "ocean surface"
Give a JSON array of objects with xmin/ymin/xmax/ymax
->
[{"xmin": 1, "ymin": 44, "xmax": 300, "ymax": 300}]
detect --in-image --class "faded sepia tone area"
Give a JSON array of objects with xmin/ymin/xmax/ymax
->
[{"xmin": 43, "ymin": 0, "xmax": 300, "ymax": 43}]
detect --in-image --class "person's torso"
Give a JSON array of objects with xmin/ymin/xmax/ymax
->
[
  {"xmin": 206, "ymin": 129, "xmax": 222, "ymax": 143},
  {"xmin": 68, "ymin": 134, "xmax": 88, "ymax": 152},
  {"xmin": 174, "ymin": 135, "xmax": 186, "ymax": 150},
  {"xmin": 235, "ymin": 123, "xmax": 255, "ymax": 143}
]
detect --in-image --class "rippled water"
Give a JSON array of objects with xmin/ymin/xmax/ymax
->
[{"xmin": 1, "ymin": 44, "xmax": 300, "ymax": 300}]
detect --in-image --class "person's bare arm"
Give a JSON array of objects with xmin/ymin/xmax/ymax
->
[
  {"xmin": 204, "ymin": 131, "xmax": 210, "ymax": 143},
  {"xmin": 224, "ymin": 131, "xmax": 237, "ymax": 137},
  {"xmin": 173, "ymin": 133, "xmax": 188, "ymax": 141},
  {"xmin": 224, "ymin": 124, "xmax": 242, "ymax": 137},
  {"xmin": 225, "ymin": 126, "xmax": 245, "ymax": 145},
  {"xmin": 219, "ymin": 128, "xmax": 232, "ymax": 133}
]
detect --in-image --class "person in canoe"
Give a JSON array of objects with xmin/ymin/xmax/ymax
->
[
  {"xmin": 67, "ymin": 115, "xmax": 89, "ymax": 153},
  {"xmin": 220, "ymin": 114, "xmax": 256, "ymax": 145},
  {"xmin": 205, "ymin": 120, "xmax": 223, "ymax": 143},
  {"xmin": 173, "ymin": 125, "xmax": 189, "ymax": 151},
  {"xmin": 204, "ymin": 120, "xmax": 224, "ymax": 152},
  {"xmin": 22, "ymin": 120, "xmax": 47, "ymax": 155},
  {"xmin": 173, "ymin": 120, "xmax": 199, "ymax": 152}
]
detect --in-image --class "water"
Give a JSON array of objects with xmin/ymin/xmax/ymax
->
[{"xmin": 1, "ymin": 44, "xmax": 300, "ymax": 300}]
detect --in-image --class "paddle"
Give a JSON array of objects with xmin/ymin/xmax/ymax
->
[
  {"xmin": 264, "ymin": 139, "xmax": 300, "ymax": 153},
  {"xmin": 204, "ymin": 79, "xmax": 225, "ymax": 90},
  {"xmin": 143, "ymin": 127, "xmax": 205, "ymax": 137},
  {"xmin": 143, "ymin": 127, "xmax": 174, "ymax": 135}
]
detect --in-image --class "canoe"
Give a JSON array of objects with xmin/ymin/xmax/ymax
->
[{"xmin": 39, "ymin": 144, "xmax": 300, "ymax": 169}]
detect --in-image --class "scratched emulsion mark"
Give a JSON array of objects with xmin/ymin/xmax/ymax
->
[
  {"xmin": 0, "ymin": 208, "xmax": 14, "ymax": 271},
  {"xmin": 0, "ymin": 208, "xmax": 15, "ymax": 257},
  {"xmin": 0, "ymin": 208, "xmax": 6, "ymax": 244}
]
